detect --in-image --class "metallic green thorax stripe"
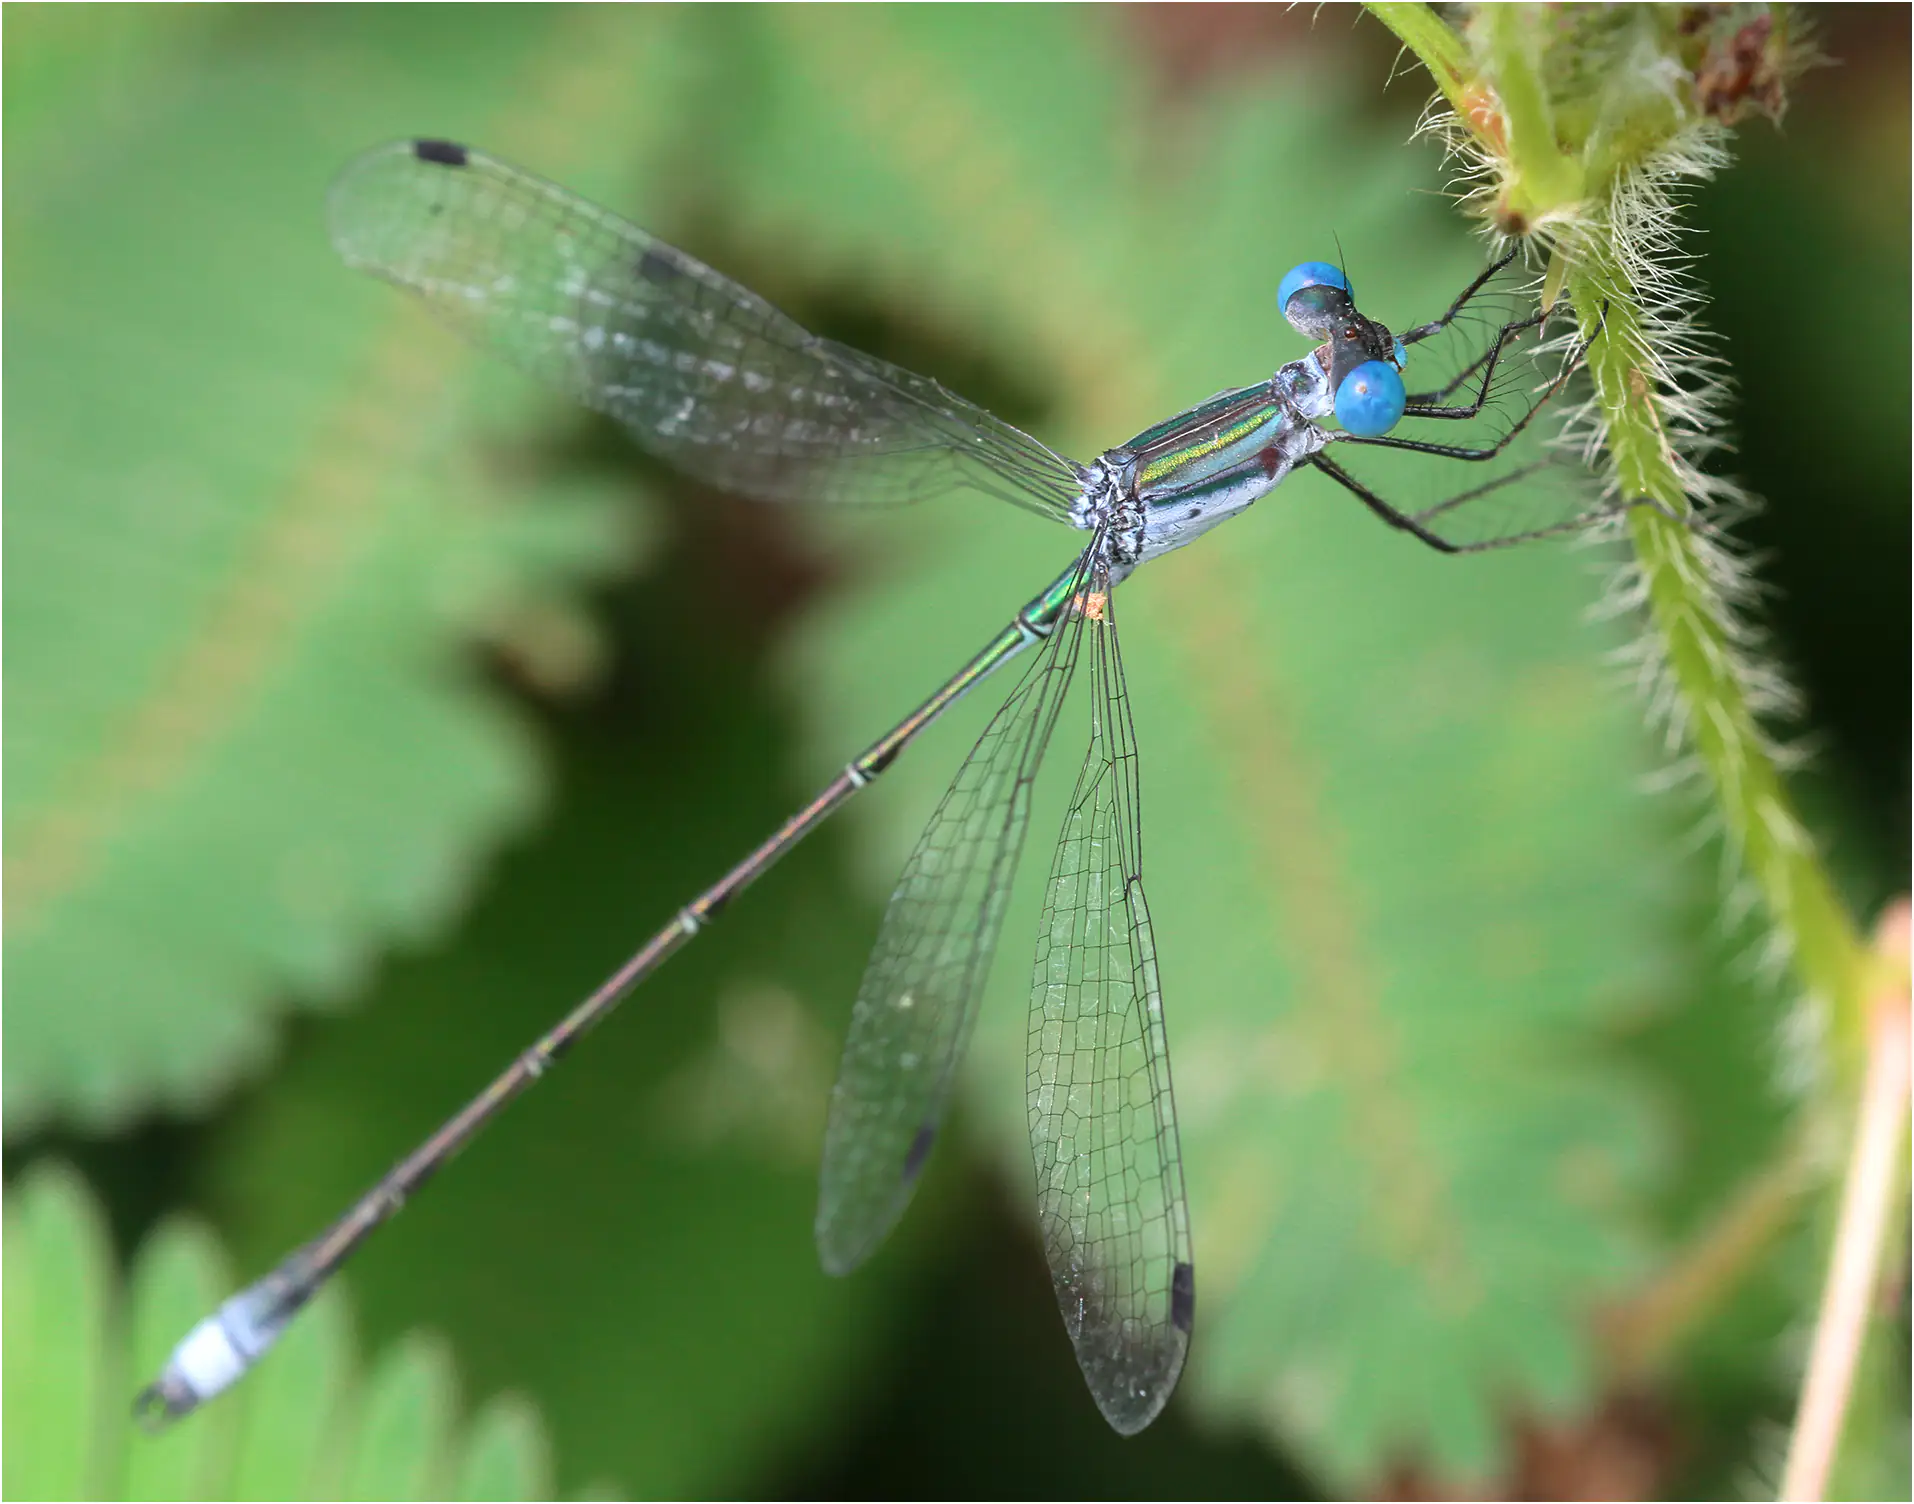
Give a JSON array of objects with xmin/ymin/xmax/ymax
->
[
  {"xmin": 1124, "ymin": 383, "xmax": 1287, "ymax": 497},
  {"xmin": 1137, "ymin": 410, "xmax": 1269, "ymax": 488}
]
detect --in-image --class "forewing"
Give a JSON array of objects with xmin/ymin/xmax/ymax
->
[
  {"xmin": 326, "ymin": 140, "xmax": 1084, "ymax": 518},
  {"xmin": 815, "ymin": 555, "xmax": 1092, "ymax": 1275},
  {"xmin": 1028, "ymin": 584, "xmax": 1193, "ymax": 1435}
]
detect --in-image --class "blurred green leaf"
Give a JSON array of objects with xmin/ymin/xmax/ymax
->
[
  {"xmin": 4, "ymin": 1164, "xmax": 115, "ymax": 1501},
  {"xmin": 338, "ymin": 1335, "xmax": 458, "ymax": 1501},
  {"xmin": 454, "ymin": 1396, "xmax": 552, "ymax": 1502},
  {"xmin": 2, "ymin": 1165, "xmax": 564, "ymax": 1501},
  {"xmin": 1829, "ymin": 1296, "xmax": 1914, "ymax": 1502},
  {"xmin": 3, "ymin": 6, "xmax": 674, "ymax": 1135}
]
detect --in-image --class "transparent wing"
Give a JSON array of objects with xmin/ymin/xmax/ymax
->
[
  {"xmin": 327, "ymin": 140, "xmax": 1084, "ymax": 519},
  {"xmin": 816, "ymin": 554, "xmax": 1093, "ymax": 1276},
  {"xmin": 1028, "ymin": 575, "xmax": 1193, "ymax": 1436}
]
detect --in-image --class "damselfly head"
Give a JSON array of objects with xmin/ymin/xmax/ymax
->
[
  {"xmin": 1280, "ymin": 261, "xmax": 1407, "ymax": 436},
  {"xmin": 1281, "ymin": 261, "xmax": 1400, "ymax": 367}
]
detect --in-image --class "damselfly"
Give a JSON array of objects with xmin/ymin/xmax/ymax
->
[{"xmin": 140, "ymin": 138, "xmax": 1612, "ymax": 1436}]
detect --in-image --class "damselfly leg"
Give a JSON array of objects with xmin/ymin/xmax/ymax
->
[
  {"xmin": 1311, "ymin": 277, "xmax": 1617, "ymax": 553},
  {"xmin": 1341, "ymin": 317, "xmax": 1597, "ymax": 463},
  {"xmin": 1312, "ymin": 451, "xmax": 1594, "ymax": 554},
  {"xmin": 1395, "ymin": 245, "xmax": 1520, "ymax": 347},
  {"xmin": 1401, "ymin": 310, "xmax": 1549, "ymax": 417}
]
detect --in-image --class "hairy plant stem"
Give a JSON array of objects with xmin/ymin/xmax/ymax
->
[
  {"xmin": 1366, "ymin": 3, "xmax": 1897, "ymax": 1491},
  {"xmin": 1573, "ymin": 251, "xmax": 1868, "ymax": 1065},
  {"xmin": 1368, "ymin": 1, "xmax": 1867, "ymax": 1065}
]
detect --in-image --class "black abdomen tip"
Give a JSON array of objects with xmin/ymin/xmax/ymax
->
[
  {"xmin": 1170, "ymin": 1261, "xmax": 1195, "ymax": 1333},
  {"xmin": 413, "ymin": 138, "xmax": 470, "ymax": 168}
]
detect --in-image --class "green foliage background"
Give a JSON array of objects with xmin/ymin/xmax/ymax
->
[
  {"xmin": 7, "ymin": 1166, "xmax": 562, "ymax": 1500},
  {"xmin": 6, "ymin": 5, "xmax": 1906, "ymax": 1498}
]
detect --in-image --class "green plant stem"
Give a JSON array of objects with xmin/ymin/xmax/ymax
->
[
  {"xmin": 1367, "ymin": 1, "xmax": 1868, "ymax": 1075},
  {"xmin": 1365, "ymin": 2, "xmax": 1473, "ymax": 111},
  {"xmin": 1367, "ymin": 22, "xmax": 1893, "ymax": 1461},
  {"xmin": 1477, "ymin": 5, "xmax": 1584, "ymax": 225},
  {"xmin": 1566, "ymin": 260, "xmax": 1867, "ymax": 1081},
  {"xmin": 1570, "ymin": 256, "xmax": 1868, "ymax": 1068}
]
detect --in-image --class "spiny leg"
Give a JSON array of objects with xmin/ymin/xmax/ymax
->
[
  {"xmin": 1341, "ymin": 314, "xmax": 1602, "ymax": 463},
  {"xmin": 1309, "ymin": 451, "xmax": 1467, "ymax": 553},
  {"xmin": 1405, "ymin": 340, "xmax": 1501, "ymax": 407},
  {"xmin": 1310, "ymin": 451, "xmax": 1672, "ymax": 554},
  {"xmin": 1396, "ymin": 246, "xmax": 1520, "ymax": 347},
  {"xmin": 1402, "ymin": 309, "xmax": 1546, "ymax": 416}
]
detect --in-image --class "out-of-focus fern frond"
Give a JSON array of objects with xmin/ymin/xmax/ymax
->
[{"xmin": 3, "ymin": 1165, "xmax": 565, "ymax": 1500}]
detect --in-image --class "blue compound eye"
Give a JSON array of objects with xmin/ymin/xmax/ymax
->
[
  {"xmin": 1278, "ymin": 260, "xmax": 1348, "ymax": 314},
  {"xmin": 1335, "ymin": 360, "xmax": 1406, "ymax": 437},
  {"xmin": 1278, "ymin": 261, "xmax": 1350, "ymax": 334}
]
